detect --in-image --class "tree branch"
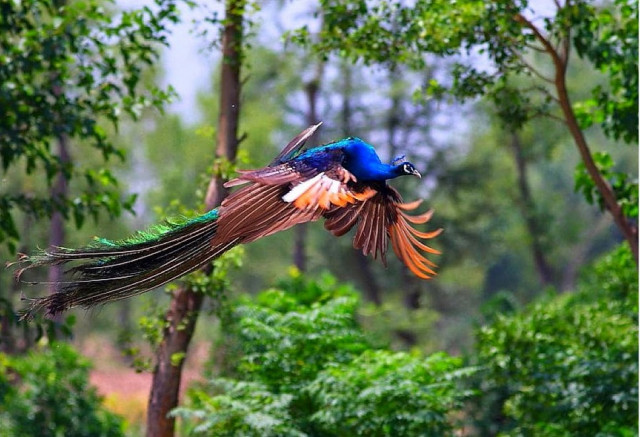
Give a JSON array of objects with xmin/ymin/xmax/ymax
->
[
  {"xmin": 514, "ymin": 52, "xmax": 555, "ymax": 84},
  {"xmin": 514, "ymin": 12, "xmax": 638, "ymax": 264},
  {"xmin": 514, "ymin": 14, "xmax": 565, "ymax": 72}
]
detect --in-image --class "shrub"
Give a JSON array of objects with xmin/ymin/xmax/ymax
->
[
  {"xmin": 307, "ymin": 350, "xmax": 473, "ymax": 436},
  {"xmin": 174, "ymin": 272, "xmax": 472, "ymax": 436},
  {"xmin": 173, "ymin": 379, "xmax": 304, "ymax": 436},
  {"xmin": 0, "ymin": 343, "xmax": 124, "ymax": 437},
  {"xmin": 473, "ymin": 245, "xmax": 638, "ymax": 436},
  {"xmin": 223, "ymin": 272, "xmax": 370, "ymax": 391}
]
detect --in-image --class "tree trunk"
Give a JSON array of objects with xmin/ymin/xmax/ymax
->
[
  {"xmin": 146, "ymin": 2, "xmax": 245, "ymax": 436},
  {"xmin": 293, "ymin": 64, "xmax": 323, "ymax": 271},
  {"xmin": 354, "ymin": 252, "xmax": 382, "ymax": 305},
  {"xmin": 508, "ymin": 132, "xmax": 554, "ymax": 286},
  {"xmin": 555, "ymin": 71, "xmax": 638, "ymax": 264},
  {"xmin": 387, "ymin": 67, "xmax": 423, "ymax": 310},
  {"xmin": 515, "ymin": 13, "xmax": 638, "ymax": 265},
  {"xmin": 49, "ymin": 50, "xmax": 71, "ymax": 328},
  {"xmin": 48, "ymin": 133, "xmax": 70, "ymax": 297}
]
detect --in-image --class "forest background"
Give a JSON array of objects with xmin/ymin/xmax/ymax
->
[{"xmin": 0, "ymin": 0, "xmax": 637, "ymax": 436}]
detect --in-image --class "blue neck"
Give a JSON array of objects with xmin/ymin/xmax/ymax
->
[
  {"xmin": 338, "ymin": 138, "xmax": 404, "ymax": 181},
  {"xmin": 350, "ymin": 161, "xmax": 403, "ymax": 181}
]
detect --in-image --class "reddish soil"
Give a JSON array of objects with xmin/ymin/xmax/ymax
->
[{"xmin": 78, "ymin": 335, "xmax": 209, "ymax": 428}]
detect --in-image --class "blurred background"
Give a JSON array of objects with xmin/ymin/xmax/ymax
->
[{"xmin": 0, "ymin": 0, "xmax": 637, "ymax": 436}]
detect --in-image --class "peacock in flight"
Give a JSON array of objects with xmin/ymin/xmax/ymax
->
[{"xmin": 14, "ymin": 123, "xmax": 441, "ymax": 319}]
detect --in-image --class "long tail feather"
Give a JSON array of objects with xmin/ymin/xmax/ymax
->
[{"xmin": 15, "ymin": 209, "xmax": 232, "ymax": 320}]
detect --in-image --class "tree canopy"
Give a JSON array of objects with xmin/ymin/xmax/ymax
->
[{"xmin": 0, "ymin": 0, "xmax": 181, "ymax": 250}]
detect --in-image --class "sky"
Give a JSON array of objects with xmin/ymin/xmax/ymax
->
[
  {"xmin": 161, "ymin": 3, "xmax": 219, "ymax": 123},
  {"xmin": 157, "ymin": 1, "xmax": 318, "ymax": 124}
]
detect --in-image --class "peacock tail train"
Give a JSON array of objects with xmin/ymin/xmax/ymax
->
[{"xmin": 15, "ymin": 209, "xmax": 229, "ymax": 320}]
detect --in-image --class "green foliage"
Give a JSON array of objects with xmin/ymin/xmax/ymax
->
[
  {"xmin": 291, "ymin": 0, "xmax": 638, "ymax": 230},
  {"xmin": 0, "ymin": 0, "xmax": 182, "ymax": 250},
  {"xmin": 287, "ymin": 0, "xmax": 486, "ymax": 68},
  {"xmin": 173, "ymin": 379, "xmax": 305, "ymax": 436},
  {"xmin": 473, "ymin": 245, "xmax": 638, "ymax": 436},
  {"xmin": 229, "ymin": 272, "xmax": 369, "ymax": 391},
  {"xmin": 293, "ymin": 0, "xmax": 637, "ymax": 142},
  {"xmin": 571, "ymin": 0, "xmax": 638, "ymax": 143},
  {"xmin": 0, "ymin": 343, "xmax": 124, "ymax": 437},
  {"xmin": 307, "ymin": 350, "xmax": 473, "ymax": 436},
  {"xmin": 174, "ymin": 274, "xmax": 472, "ymax": 436},
  {"xmin": 575, "ymin": 151, "xmax": 638, "ymax": 219},
  {"xmin": 187, "ymin": 246, "xmax": 245, "ymax": 301}
]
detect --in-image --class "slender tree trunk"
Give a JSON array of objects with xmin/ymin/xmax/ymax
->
[
  {"xmin": 387, "ymin": 67, "xmax": 423, "ymax": 311},
  {"xmin": 146, "ymin": 289, "xmax": 204, "ymax": 437},
  {"xmin": 49, "ymin": 12, "xmax": 69, "ymax": 297},
  {"xmin": 341, "ymin": 61, "xmax": 353, "ymax": 137},
  {"xmin": 49, "ymin": 47, "xmax": 70, "ymax": 326},
  {"xmin": 0, "ymin": 304, "xmax": 14, "ymax": 354},
  {"xmin": 515, "ymin": 13, "xmax": 638, "ymax": 264},
  {"xmin": 146, "ymin": 2, "xmax": 245, "ymax": 436},
  {"xmin": 293, "ymin": 63, "xmax": 323, "ymax": 271},
  {"xmin": 386, "ymin": 67, "xmax": 402, "ymax": 161},
  {"xmin": 508, "ymin": 132, "xmax": 554, "ymax": 286},
  {"xmin": 555, "ymin": 71, "xmax": 638, "ymax": 263},
  {"xmin": 354, "ymin": 252, "xmax": 382, "ymax": 305}
]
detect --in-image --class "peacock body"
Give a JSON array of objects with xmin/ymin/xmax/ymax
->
[{"xmin": 14, "ymin": 124, "xmax": 441, "ymax": 319}]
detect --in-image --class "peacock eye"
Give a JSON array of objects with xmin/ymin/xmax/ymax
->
[{"xmin": 403, "ymin": 163, "xmax": 411, "ymax": 173}]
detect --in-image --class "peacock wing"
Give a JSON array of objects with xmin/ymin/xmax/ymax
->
[
  {"xmin": 281, "ymin": 167, "xmax": 378, "ymax": 211},
  {"xmin": 215, "ymin": 183, "xmax": 322, "ymax": 245},
  {"xmin": 323, "ymin": 186, "xmax": 442, "ymax": 279},
  {"xmin": 225, "ymin": 123, "xmax": 323, "ymax": 188},
  {"xmin": 270, "ymin": 122, "xmax": 322, "ymax": 165}
]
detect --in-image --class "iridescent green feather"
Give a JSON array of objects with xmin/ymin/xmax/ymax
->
[
  {"xmin": 17, "ymin": 208, "xmax": 224, "ymax": 320},
  {"xmin": 91, "ymin": 209, "xmax": 220, "ymax": 250}
]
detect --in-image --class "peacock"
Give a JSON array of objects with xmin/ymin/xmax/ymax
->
[{"xmin": 13, "ymin": 123, "xmax": 441, "ymax": 319}]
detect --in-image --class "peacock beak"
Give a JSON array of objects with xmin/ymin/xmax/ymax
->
[{"xmin": 412, "ymin": 169, "xmax": 422, "ymax": 178}]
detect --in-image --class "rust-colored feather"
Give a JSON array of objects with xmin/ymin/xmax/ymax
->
[
  {"xmin": 216, "ymin": 183, "xmax": 321, "ymax": 246},
  {"xmin": 323, "ymin": 185, "xmax": 440, "ymax": 278}
]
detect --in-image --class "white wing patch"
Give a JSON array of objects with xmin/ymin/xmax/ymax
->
[
  {"xmin": 282, "ymin": 173, "xmax": 325, "ymax": 203},
  {"xmin": 282, "ymin": 172, "xmax": 376, "ymax": 211}
]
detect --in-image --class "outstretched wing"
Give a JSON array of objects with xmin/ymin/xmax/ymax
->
[
  {"xmin": 281, "ymin": 172, "xmax": 377, "ymax": 210},
  {"xmin": 225, "ymin": 123, "xmax": 323, "ymax": 188},
  {"xmin": 220, "ymin": 124, "xmax": 377, "ymax": 245},
  {"xmin": 323, "ymin": 186, "xmax": 441, "ymax": 279},
  {"xmin": 215, "ymin": 183, "xmax": 323, "ymax": 245},
  {"xmin": 270, "ymin": 122, "xmax": 323, "ymax": 165}
]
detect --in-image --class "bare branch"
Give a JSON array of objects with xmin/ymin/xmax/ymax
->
[
  {"xmin": 519, "ymin": 84, "xmax": 561, "ymax": 104},
  {"xmin": 532, "ymin": 110, "xmax": 567, "ymax": 125},
  {"xmin": 514, "ymin": 13, "xmax": 565, "ymax": 73},
  {"xmin": 514, "ymin": 52, "xmax": 555, "ymax": 84},
  {"xmin": 525, "ymin": 42, "xmax": 547, "ymax": 53}
]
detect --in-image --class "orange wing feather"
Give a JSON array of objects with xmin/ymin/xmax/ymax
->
[
  {"xmin": 324, "ymin": 186, "xmax": 441, "ymax": 279},
  {"xmin": 283, "ymin": 171, "xmax": 376, "ymax": 211}
]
